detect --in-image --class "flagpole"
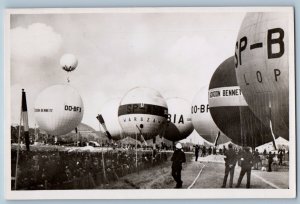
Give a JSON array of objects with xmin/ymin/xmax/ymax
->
[
  {"xmin": 269, "ymin": 100, "xmax": 277, "ymax": 150},
  {"xmin": 214, "ymin": 131, "xmax": 220, "ymax": 147},
  {"xmin": 34, "ymin": 124, "xmax": 38, "ymax": 144},
  {"xmin": 270, "ymin": 121, "xmax": 277, "ymax": 150},
  {"xmin": 75, "ymin": 127, "xmax": 79, "ymax": 146},
  {"xmin": 135, "ymin": 129, "xmax": 138, "ymax": 169},
  {"xmin": 14, "ymin": 89, "xmax": 23, "ymax": 190}
]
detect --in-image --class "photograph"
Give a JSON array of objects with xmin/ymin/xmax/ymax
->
[{"xmin": 4, "ymin": 7, "xmax": 295, "ymax": 199}]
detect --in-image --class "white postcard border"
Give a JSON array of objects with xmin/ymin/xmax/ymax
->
[{"xmin": 4, "ymin": 7, "xmax": 296, "ymax": 200}]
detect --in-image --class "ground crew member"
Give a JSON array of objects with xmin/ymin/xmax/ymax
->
[
  {"xmin": 171, "ymin": 143, "xmax": 186, "ymax": 188},
  {"xmin": 202, "ymin": 146, "xmax": 206, "ymax": 157},
  {"xmin": 208, "ymin": 146, "xmax": 212, "ymax": 155},
  {"xmin": 253, "ymin": 149, "xmax": 260, "ymax": 170},
  {"xmin": 236, "ymin": 147, "xmax": 254, "ymax": 188},
  {"xmin": 221, "ymin": 143, "xmax": 237, "ymax": 188},
  {"xmin": 267, "ymin": 152, "xmax": 274, "ymax": 172},
  {"xmin": 195, "ymin": 145, "xmax": 200, "ymax": 161},
  {"xmin": 278, "ymin": 150, "xmax": 283, "ymax": 165}
]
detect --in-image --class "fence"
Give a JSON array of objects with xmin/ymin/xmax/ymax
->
[{"xmin": 11, "ymin": 148, "xmax": 175, "ymax": 190}]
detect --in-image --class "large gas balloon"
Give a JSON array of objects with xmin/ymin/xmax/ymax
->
[
  {"xmin": 208, "ymin": 56, "xmax": 274, "ymax": 147},
  {"xmin": 34, "ymin": 84, "xmax": 84, "ymax": 135},
  {"xmin": 163, "ymin": 98, "xmax": 194, "ymax": 142},
  {"xmin": 191, "ymin": 86, "xmax": 231, "ymax": 144},
  {"xmin": 118, "ymin": 87, "xmax": 168, "ymax": 140},
  {"xmin": 235, "ymin": 12, "xmax": 289, "ymax": 139},
  {"xmin": 60, "ymin": 53, "xmax": 78, "ymax": 72},
  {"xmin": 100, "ymin": 98, "xmax": 124, "ymax": 140}
]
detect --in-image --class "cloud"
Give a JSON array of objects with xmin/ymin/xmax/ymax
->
[
  {"xmin": 11, "ymin": 23, "xmax": 62, "ymax": 61},
  {"xmin": 10, "ymin": 23, "xmax": 65, "ymax": 127},
  {"xmin": 10, "ymin": 23, "xmax": 64, "ymax": 86},
  {"xmin": 9, "ymin": 12, "xmax": 245, "ymax": 143},
  {"xmin": 165, "ymin": 35, "xmax": 207, "ymax": 64}
]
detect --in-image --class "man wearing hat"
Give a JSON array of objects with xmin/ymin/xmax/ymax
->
[
  {"xmin": 236, "ymin": 147, "xmax": 254, "ymax": 188},
  {"xmin": 221, "ymin": 143, "xmax": 237, "ymax": 188},
  {"xmin": 171, "ymin": 143, "xmax": 186, "ymax": 188}
]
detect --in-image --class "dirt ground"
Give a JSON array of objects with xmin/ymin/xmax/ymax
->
[
  {"xmin": 99, "ymin": 160, "xmax": 175, "ymax": 189},
  {"xmin": 100, "ymin": 155, "xmax": 289, "ymax": 189}
]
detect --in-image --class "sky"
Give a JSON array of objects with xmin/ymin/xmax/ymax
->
[{"xmin": 9, "ymin": 10, "xmax": 245, "ymax": 144}]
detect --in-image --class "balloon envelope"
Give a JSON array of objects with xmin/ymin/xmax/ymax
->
[
  {"xmin": 191, "ymin": 86, "xmax": 231, "ymax": 144},
  {"xmin": 60, "ymin": 53, "xmax": 78, "ymax": 72},
  {"xmin": 34, "ymin": 84, "xmax": 84, "ymax": 135},
  {"xmin": 235, "ymin": 12, "xmax": 289, "ymax": 139},
  {"xmin": 209, "ymin": 56, "xmax": 274, "ymax": 147},
  {"xmin": 118, "ymin": 87, "xmax": 168, "ymax": 140},
  {"xmin": 163, "ymin": 98, "xmax": 194, "ymax": 142}
]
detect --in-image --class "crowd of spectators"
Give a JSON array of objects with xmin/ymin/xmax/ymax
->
[{"xmin": 11, "ymin": 148, "xmax": 170, "ymax": 190}]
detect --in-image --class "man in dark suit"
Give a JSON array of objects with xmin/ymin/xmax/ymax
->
[
  {"xmin": 171, "ymin": 143, "xmax": 186, "ymax": 188},
  {"xmin": 221, "ymin": 144, "xmax": 237, "ymax": 188},
  {"xmin": 236, "ymin": 147, "xmax": 254, "ymax": 188}
]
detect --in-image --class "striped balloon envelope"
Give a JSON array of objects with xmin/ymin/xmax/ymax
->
[
  {"xmin": 34, "ymin": 84, "xmax": 84, "ymax": 136},
  {"xmin": 118, "ymin": 87, "xmax": 168, "ymax": 141},
  {"xmin": 163, "ymin": 97, "xmax": 194, "ymax": 142},
  {"xmin": 208, "ymin": 56, "xmax": 274, "ymax": 147}
]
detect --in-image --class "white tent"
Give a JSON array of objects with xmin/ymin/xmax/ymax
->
[
  {"xmin": 275, "ymin": 137, "xmax": 289, "ymax": 150},
  {"xmin": 255, "ymin": 137, "xmax": 289, "ymax": 153}
]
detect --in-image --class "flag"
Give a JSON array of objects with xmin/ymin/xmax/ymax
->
[
  {"xmin": 21, "ymin": 89, "xmax": 30, "ymax": 151},
  {"xmin": 96, "ymin": 114, "xmax": 112, "ymax": 139}
]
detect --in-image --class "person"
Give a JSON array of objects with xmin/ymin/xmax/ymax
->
[
  {"xmin": 208, "ymin": 146, "xmax": 212, "ymax": 155},
  {"xmin": 219, "ymin": 148, "xmax": 223, "ymax": 155},
  {"xmin": 267, "ymin": 152, "xmax": 274, "ymax": 172},
  {"xmin": 263, "ymin": 149, "xmax": 267, "ymax": 156},
  {"xmin": 201, "ymin": 146, "xmax": 206, "ymax": 157},
  {"xmin": 195, "ymin": 145, "xmax": 200, "ymax": 161},
  {"xmin": 213, "ymin": 147, "xmax": 217, "ymax": 155},
  {"xmin": 237, "ymin": 148, "xmax": 243, "ymax": 166},
  {"xmin": 236, "ymin": 147, "xmax": 254, "ymax": 188},
  {"xmin": 223, "ymin": 145, "xmax": 227, "ymax": 155},
  {"xmin": 253, "ymin": 149, "xmax": 260, "ymax": 170},
  {"xmin": 221, "ymin": 143, "xmax": 237, "ymax": 188},
  {"xmin": 171, "ymin": 143, "xmax": 186, "ymax": 188},
  {"xmin": 278, "ymin": 150, "xmax": 283, "ymax": 165}
]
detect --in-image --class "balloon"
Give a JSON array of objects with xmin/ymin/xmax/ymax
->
[
  {"xmin": 34, "ymin": 84, "xmax": 84, "ymax": 135},
  {"xmin": 100, "ymin": 98, "xmax": 124, "ymax": 140},
  {"xmin": 118, "ymin": 87, "xmax": 168, "ymax": 140},
  {"xmin": 235, "ymin": 12, "xmax": 289, "ymax": 139},
  {"xmin": 191, "ymin": 86, "xmax": 231, "ymax": 144},
  {"xmin": 60, "ymin": 53, "xmax": 78, "ymax": 72},
  {"xmin": 208, "ymin": 56, "xmax": 274, "ymax": 147},
  {"xmin": 163, "ymin": 97, "xmax": 194, "ymax": 142}
]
